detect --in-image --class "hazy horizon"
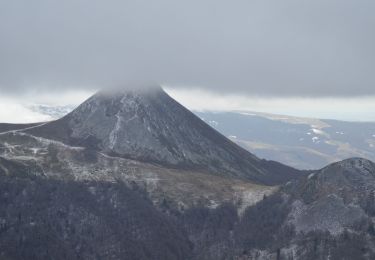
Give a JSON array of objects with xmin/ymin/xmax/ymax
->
[{"xmin": 0, "ymin": 87, "xmax": 374, "ymax": 123}]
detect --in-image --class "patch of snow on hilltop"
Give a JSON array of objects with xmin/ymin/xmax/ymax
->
[
  {"xmin": 312, "ymin": 128, "xmax": 324, "ymax": 135},
  {"xmin": 312, "ymin": 128, "xmax": 330, "ymax": 138}
]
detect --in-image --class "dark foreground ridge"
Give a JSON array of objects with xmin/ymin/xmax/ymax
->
[
  {"xmin": 1, "ymin": 157, "xmax": 375, "ymax": 259},
  {"xmin": 25, "ymin": 86, "xmax": 300, "ymax": 185}
]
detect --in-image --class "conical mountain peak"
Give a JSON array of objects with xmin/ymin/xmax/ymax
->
[{"xmin": 25, "ymin": 86, "xmax": 300, "ymax": 185}]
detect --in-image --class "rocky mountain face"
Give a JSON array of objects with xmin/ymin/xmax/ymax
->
[
  {"xmin": 25, "ymin": 87, "xmax": 299, "ymax": 185},
  {"xmin": 0, "ymin": 87, "xmax": 374, "ymax": 259},
  {"xmin": 227, "ymin": 157, "xmax": 375, "ymax": 260},
  {"xmin": 285, "ymin": 158, "xmax": 375, "ymax": 235}
]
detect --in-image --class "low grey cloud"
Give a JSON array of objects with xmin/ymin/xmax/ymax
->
[{"xmin": 1, "ymin": 0, "xmax": 374, "ymax": 97}]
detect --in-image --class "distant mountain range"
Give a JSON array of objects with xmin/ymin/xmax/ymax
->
[
  {"xmin": 196, "ymin": 111, "xmax": 375, "ymax": 169},
  {"xmin": 30, "ymin": 103, "xmax": 375, "ymax": 170}
]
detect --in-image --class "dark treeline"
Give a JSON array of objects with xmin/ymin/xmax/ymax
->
[{"xmin": 1, "ymin": 169, "xmax": 375, "ymax": 260}]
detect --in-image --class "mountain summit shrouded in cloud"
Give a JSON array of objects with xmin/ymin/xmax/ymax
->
[
  {"xmin": 24, "ymin": 87, "xmax": 300, "ymax": 184},
  {"xmin": 1, "ymin": 0, "xmax": 375, "ymax": 97},
  {"xmin": 2, "ymin": 1, "xmax": 375, "ymax": 259}
]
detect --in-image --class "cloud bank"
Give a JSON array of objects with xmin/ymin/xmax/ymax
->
[{"xmin": 1, "ymin": 0, "xmax": 374, "ymax": 97}]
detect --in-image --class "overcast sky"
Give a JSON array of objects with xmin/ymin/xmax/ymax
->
[{"xmin": 0, "ymin": 0, "xmax": 374, "ymax": 122}]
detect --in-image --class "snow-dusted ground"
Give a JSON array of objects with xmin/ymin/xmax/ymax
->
[{"xmin": 0, "ymin": 131, "xmax": 274, "ymax": 211}]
